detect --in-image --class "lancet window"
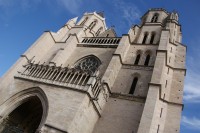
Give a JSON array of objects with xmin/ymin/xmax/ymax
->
[
  {"xmin": 88, "ymin": 20, "xmax": 97, "ymax": 30},
  {"xmin": 142, "ymin": 32, "xmax": 148, "ymax": 44},
  {"xmin": 151, "ymin": 13, "xmax": 159, "ymax": 23},
  {"xmin": 129, "ymin": 77, "xmax": 138, "ymax": 94},
  {"xmin": 80, "ymin": 17, "xmax": 88, "ymax": 25},
  {"xmin": 134, "ymin": 54, "xmax": 141, "ymax": 65},
  {"xmin": 144, "ymin": 54, "xmax": 150, "ymax": 66}
]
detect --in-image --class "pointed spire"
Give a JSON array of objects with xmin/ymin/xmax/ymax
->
[
  {"xmin": 65, "ymin": 17, "xmax": 78, "ymax": 26},
  {"xmin": 97, "ymin": 11, "xmax": 104, "ymax": 18}
]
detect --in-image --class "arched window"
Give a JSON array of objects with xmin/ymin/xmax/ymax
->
[
  {"xmin": 142, "ymin": 32, "xmax": 148, "ymax": 44},
  {"xmin": 129, "ymin": 77, "xmax": 138, "ymax": 94},
  {"xmin": 134, "ymin": 54, "xmax": 141, "ymax": 65},
  {"xmin": 144, "ymin": 54, "xmax": 150, "ymax": 66},
  {"xmin": 80, "ymin": 17, "xmax": 88, "ymax": 25},
  {"xmin": 151, "ymin": 13, "xmax": 159, "ymax": 23},
  {"xmin": 74, "ymin": 55, "xmax": 101, "ymax": 74},
  {"xmin": 88, "ymin": 20, "xmax": 97, "ymax": 30},
  {"xmin": 150, "ymin": 33, "xmax": 155, "ymax": 44},
  {"xmin": 96, "ymin": 27, "xmax": 103, "ymax": 36}
]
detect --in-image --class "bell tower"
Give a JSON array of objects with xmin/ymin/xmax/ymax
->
[{"xmin": 0, "ymin": 8, "xmax": 186, "ymax": 133}]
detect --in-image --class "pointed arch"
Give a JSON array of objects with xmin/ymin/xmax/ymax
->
[
  {"xmin": 0, "ymin": 87, "xmax": 49, "ymax": 132},
  {"xmin": 80, "ymin": 17, "xmax": 88, "ymax": 26},
  {"xmin": 151, "ymin": 13, "xmax": 159, "ymax": 23},
  {"xmin": 134, "ymin": 54, "xmax": 141, "ymax": 65},
  {"xmin": 96, "ymin": 27, "xmax": 103, "ymax": 36},
  {"xmin": 150, "ymin": 32, "xmax": 156, "ymax": 44},
  {"xmin": 143, "ymin": 50, "xmax": 152, "ymax": 66},
  {"xmin": 88, "ymin": 20, "xmax": 97, "ymax": 30},
  {"xmin": 129, "ymin": 77, "xmax": 139, "ymax": 95},
  {"xmin": 144, "ymin": 54, "xmax": 150, "ymax": 66},
  {"xmin": 142, "ymin": 32, "xmax": 148, "ymax": 44}
]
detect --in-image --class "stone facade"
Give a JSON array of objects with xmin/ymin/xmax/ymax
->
[{"xmin": 0, "ymin": 8, "xmax": 186, "ymax": 133}]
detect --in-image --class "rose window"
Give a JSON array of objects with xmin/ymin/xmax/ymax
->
[{"xmin": 74, "ymin": 56, "xmax": 100, "ymax": 74}]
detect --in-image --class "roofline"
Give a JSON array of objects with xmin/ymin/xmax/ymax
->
[
  {"xmin": 83, "ymin": 12, "xmax": 107, "ymax": 30},
  {"xmin": 141, "ymin": 8, "xmax": 169, "ymax": 19}
]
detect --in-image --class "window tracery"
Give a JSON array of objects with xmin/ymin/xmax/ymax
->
[
  {"xmin": 96, "ymin": 27, "xmax": 103, "ymax": 36},
  {"xmin": 88, "ymin": 20, "xmax": 97, "ymax": 30},
  {"xmin": 74, "ymin": 56, "xmax": 101, "ymax": 74},
  {"xmin": 80, "ymin": 17, "xmax": 88, "ymax": 25},
  {"xmin": 151, "ymin": 13, "xmax": 159, "ymax": 23}
]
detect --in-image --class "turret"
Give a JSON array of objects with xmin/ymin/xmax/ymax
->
[{"xmin": 166, "ymin": 11, "xmax": 182, "ymax": 43}]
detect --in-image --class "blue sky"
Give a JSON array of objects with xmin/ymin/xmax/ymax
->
[{"xmin": 0, "ymin": 0, "xmax": 200, "ymax": 132}]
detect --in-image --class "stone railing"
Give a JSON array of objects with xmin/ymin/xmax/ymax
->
[
  {"xmin": 90, "ymin": 77, "xmax": 102, "ymax": 98},
  {"xmin": 81, "ymin": 37, "xmax": 121, "ymax": 44},
  {"xmin": 16, "ymin": 63, "xmax": 102, "ymax": 98}
]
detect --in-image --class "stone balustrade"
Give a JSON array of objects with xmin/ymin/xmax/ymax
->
[
  {"xmin": 16, "ymin": 63, "xmax": 102, "ymax": 98},
  {"xmin": 81, "ymin": 37, "xmax": 121, "ymax": 44}
]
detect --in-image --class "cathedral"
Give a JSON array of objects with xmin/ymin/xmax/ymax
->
[{"xmin": 0, "ymin": 8, "xmax": 186, "ymax": 133}]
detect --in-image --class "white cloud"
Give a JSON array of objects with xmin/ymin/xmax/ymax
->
[
  {"xmin": 0, "ymin": 0, "xmax": 42, "ymax": 25},
  {"xmin": 182, "ymin": 116, "xmax": 200, "ymax": 130},
  {"xmin": 114, "ymin": 0, "xmax": 141, "ymax": 25},
  {"xmin": 183, "ymin": 38, "xmax": 200, "ymax": 103},
  {"xmin": 183, "ymin": 62, "xmax": 200, "ymax": 103},
  {"xmin": 55, "ymin": 0, "xmax": 82, "ymax": 15},
  {"xmin": 0, "ymin": 0, "xmax": 41, "ymax": 8}
]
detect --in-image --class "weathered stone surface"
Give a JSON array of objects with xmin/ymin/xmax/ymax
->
[{"xmin": 0, "ymin": 9, "xmax": 186, "ymax": 133}]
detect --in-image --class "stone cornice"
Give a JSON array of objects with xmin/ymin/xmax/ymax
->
[
  {"xmin": 113, "ymin": 53, "xmax": 154, "ymax": 70},
  {"xmin": 110, "ymin": 92, "xmax": 146, "ymax": 103},
  {"xmin": 148, "ymin": 83, "xmax": 184, "ymax": 110},
  {"xmin": 156, "ymin": 50, "xmax": 187, "ymax": 76}
]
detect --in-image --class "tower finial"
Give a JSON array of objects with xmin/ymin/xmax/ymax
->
[{"xmin": 97, "ymin": 11, "xmax": 104, "ymax": 18}]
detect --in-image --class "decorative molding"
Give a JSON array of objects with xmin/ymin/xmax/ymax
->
[
  {"xmin": 113, "ymin": 53, "xmax": 154, "ymax": 71},
  {"xmin": 122, "ymin": 64, "xmax": 153, "ymax": 71},
  {"xmin": 110, "ymin": 92, "xmax": 146, "ymax": 103},
  {"xmin": 156, "ymin": 50, "xmax": 187, "ymax": 76},
  {"xmin": 149, "ymin": 83, "xmax": 184, "ymax": 110}
]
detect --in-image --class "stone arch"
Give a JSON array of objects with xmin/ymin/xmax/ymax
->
[
  {"xmin": 142, "ymin": 32, "xmax": 149, "ymax": 44},
  {"xmin": 134, "ymin": 50, "xmax": 143, "ymax": 65},
  {"xmin": 144, "ymin": 50, "xmax": 152, "ymax": 66},
  {"xmin": 144, "ymin": 50, "xmax": 152, "ymax": 57},
  {"xmin": 131, "ymin": 72, "xmax": 141, "ymax": 79},
  {"xmin": 151, "ymin": 13, "xmax": 159, "ymax": 23},
  {"xmin": 80, "ymin": 16, "xmax": 88, "ymax": 25},
  {"xmin": 88, "ymin": 20, "xmax": 98, "ymax": 30},
  {"xmin": 0, "ymin": 87, "xmax": 49, "ymax": 132},
  {"xmin": 129, "ymin": 73, "xmax": 141, "ymax": 95},
  {"xmin": 96, "ymin": 27, "xmax": 103, "ymax": 36},
  {"xmin": 150, "ymin": 32, "xmax": 156, "ymax": 44}
]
